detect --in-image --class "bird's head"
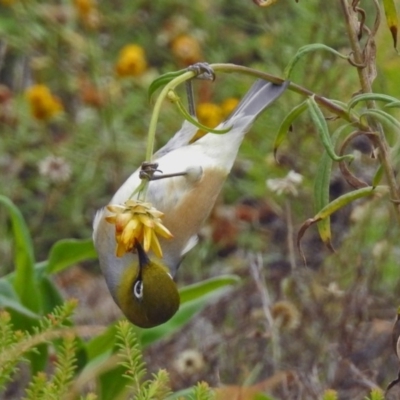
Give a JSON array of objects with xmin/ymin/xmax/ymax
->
[{"xmin": 116, "ymin": 243, "xmax": 180, "ymax": 328}]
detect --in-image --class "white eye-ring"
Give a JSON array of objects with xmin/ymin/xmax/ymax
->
[{"xmin": 133, "ymin": 280, "xmax": 143, "ymax": 301}]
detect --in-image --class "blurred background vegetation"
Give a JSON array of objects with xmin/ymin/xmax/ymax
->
[{"xmin": 1, "ymin": 0, "xmax": 400, "ymax": 399}]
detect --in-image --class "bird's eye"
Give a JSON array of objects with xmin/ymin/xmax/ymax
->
[{"xmin": 133, "ymin": 279, "xmax": 143, "ymax": 301}]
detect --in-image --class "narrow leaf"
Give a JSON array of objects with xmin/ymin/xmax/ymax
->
[
  {"xmin": 315, "ymin": 186, "xmax": 387, "ymax": 220},
  {"xmin": 372, "ymin": 165, "xmax": 384, "ymax": 187},
  {"xmin": 179, "ymin": 274, "xmax": 240, "ymax": 304},
  {"xmin": 307, "ymin": 96, "xmax": 353, "ymax": 162},
  {"xmin": 313, "ymin": 127, "xmax": 345, "ymax": 248},
  {"xmin": 273, "ymin": 101, "xmax": 307, "ymax": 160},
  {"xmin": 0, "ymin": 195, "xmax": 41, "ymax": 313},
  {"xmin": 284, "ymin": 44, "xmax": 348, "ymax": 79},
  {"xmin": 348, "ymin": 93, "xmax": 400, "ymax": 110},
  {"xmin": 383, "ymin": 0, "xmax": 399, "ymax": 48},
  {"xmin": 148, "ymin": 69, "xmax": 187, "ymax": 101},
  {"xmin": 360, "ymin": 109, "xmax": 400, "ymax": 132},
  {"xmin": 297, "ymin": 186, "xmax": 388, "ymax": 263}
]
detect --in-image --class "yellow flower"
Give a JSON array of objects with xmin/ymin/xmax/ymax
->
[
  {"xmin": 221, "ymin": 97, "xmax": 239, "ymax": 118},
  {"xmin": 197, "ymin": 102, "xmax": 223, "ymax": 128},
  {"xmin": 170, "ymin": 34, "xmax": 202, "ymax": 66},
  {"xmin": 105, "ymin": 200, "xmax": 173, "ymax": 258},
  {"xmin": 73, "ymin": 0, "xmax": 100, "ymax": 29},
  {"xmin": 190, "ymin": 102, "xmax": 223, "ymax": 143},
  {"xmin": 25, "ymin": 85, "xmax": 63, "ymax": 121},
  {"xmin": 115, "ymin": 45, "xmax": 147, "ymax": 78}
]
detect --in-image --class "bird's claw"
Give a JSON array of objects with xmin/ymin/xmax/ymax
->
[
  {"xmin": 139, "ymin": 162, "xmax": 161, "ymax": 180},
  {"xmin": 187, "ymin": 62, "xmax": 215, "ymax": 81},
  {"xmin": 140, "ymin": 161, "xmax": 189, "ymax": 181}
]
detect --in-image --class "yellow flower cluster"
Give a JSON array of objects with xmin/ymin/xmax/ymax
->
[
  {"xmin": 115, "ymin": 44, "xmax": 147, "ymax": 78},
  {"xmin": 25, "ymin": 85, "xmax": 63, "ymax": 121},
  {"xmin": 106, "ymin": 200, "xmax": 173, "ymax": 258}
]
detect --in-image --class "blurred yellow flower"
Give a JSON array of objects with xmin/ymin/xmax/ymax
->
[
  {"xmin": 25, "ymin": 85, "xmax": 63, "ymax": 121},
  {"xmin": 73, "ymin": 0, "xmax": 100, "ymax": 29},
  {"xmin": 221, "ymin": 97, "xmax": 239, "ymax": 118},
  {"xmin": 106, "ymin": 200, "xmax": 173, "ymax": 258},
  {"xmin": 115, "ymin": 44, "xmax": 147, "ymax": 78},
  {"xmin": 197, "ymin": 102, "xmax": 223, "ymax": 128},
  {"xmin": 171, "ymin": 34, "xmax": 202, "ymax": 66}
]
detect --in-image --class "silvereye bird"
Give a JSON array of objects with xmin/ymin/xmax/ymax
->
[{"xmin": 93, "ymin": 78, "xmax": 289, "ymax": 328}]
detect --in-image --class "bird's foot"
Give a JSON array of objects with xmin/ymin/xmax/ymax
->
[
  {"xmin": 139, "ymin": 161, "xmax": 189, "ymax": 181},
  {"xmin": 187, "ymin": 62, "xmax": 215, "ymax": 81}
]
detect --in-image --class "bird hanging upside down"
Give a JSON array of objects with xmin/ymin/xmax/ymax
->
[{"xmin": 93, "ymin": 75, "xmax": 289, "ymax": 328}]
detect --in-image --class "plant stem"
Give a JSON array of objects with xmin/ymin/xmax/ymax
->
[{"xmin": 339, "ymin": 0, "xmax": 400, "ymax": 221}]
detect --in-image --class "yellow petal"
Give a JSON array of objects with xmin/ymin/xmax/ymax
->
[
  {"xmin": 107, "ymin": 204, "xmax": 124, "ymax": 213},
  {"xmin": 105, "ymin": 216, "xmax": 117, "ymax": 224},
  {"xmin": 154, "ymin": 221, "xmax": 173, "ymax": 239},
  {"xmin": 116, "ymin": 241, "xmax": 127, "ymax": 257},
  {"xmin": 138, "ymin": 213, "xmax": 155, "ymax": 227},
  {"xmin": 150, "ymin": 230, "xmax": 163, "ymax": 258},
  {"xmin": 115, "ymin": 212, "xmax": 134, "ymax": 232},
  {"xmin": 120, "ymin": 219, "xmax": 139, "ymax": 245},
  {"xmin": 143, "ymin": 225, "xmax": 152, "ymax": 252}
]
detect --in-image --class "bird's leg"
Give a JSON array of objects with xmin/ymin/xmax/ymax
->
[
  {"xmin": 139, "ymin": 162, "xmax": 203, "ymax": 182},
  {"xmin": 185, "ymin": 80, "xmax": 196, "ymax": 117},
  {"xmin": 139, "ymin": 161, "xmax": 188, "ymax": 181},
  {"xmin": 185, "ymin": 62, "xmax": 216, "ymax": 118}
]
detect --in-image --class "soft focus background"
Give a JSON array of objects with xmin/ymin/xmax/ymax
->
[{"xmin": 1, "ymin": 0, "xmax": 400, "ymax": 399}]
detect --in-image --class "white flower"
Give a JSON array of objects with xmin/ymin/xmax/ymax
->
[
  {"xmin": 38, "ymin": 155, "xmax": 71, "ymax": 183},
  {"xmin": 266, "ymin": 170, "xmax": 303, "ymax": 196},
  {"xmin": 174, "ymin": 349, "xmax": 205, "ymax": 375}
]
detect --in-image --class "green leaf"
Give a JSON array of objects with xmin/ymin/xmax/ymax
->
[
  {"xmin": 0, "ymin": 195, "xmax": 41, "ymax": 313},
  {"xmin": 179, "ymin": 274, "xmax": 240, "ymax": 304},
  {"xmin": 348, "ymin": 93, "xmax": 400, "ymax": 110},
  {"xmin": 372, "ymin": 165, "xmax": 384, "ymax": 188},
  {"xmin": 148, "ymin": 69, "xmax": 187, "ymax": 101},
  {"xmin": 284, "ymin": 43, "xmax": 348, "ymax": 79},
  {"xmin": 383, "ymin": 0, "xmax": 399, "ymax": 48},
  {"xmin": 0, "ymin": 279, "xmax": 39, "ymax": 320},
  {"xmin": 307, "ymin": 96, "xmax": 353, "ymax": 162},
  {"xmin": 360, "ymin": 109, "xmax": 400, "ymax": 132},
  {"xmin": 385, "ymin": 101, "xmax": 400, "ymax": 109},
  {"xmin": 313, "ymin": 126, "xmax": 346, "ymax": 247},
  {"xmin": 85, "ymin": 326, "xmax": 116, "ymax": 360},
  {"xmin": 273, "ymin": 101, "xmax": 307, "ymax": 159},
  {"xmin": 99, "ymin": 365, "xmax": 130, "ymax": 400},
  {"xmin": 28, "ymin": 344, "xmax": 48, "ymax": 376},
  {"xmin": 298, "ymin": 186, "xmax": 388, "ymax": 263},
  {"xmin": 315, "ymin": 186, "xmax": 387, "ymax": 220},
  {"xmin": 140, "ymin": 286, "xmax": 235, "ymax": 347},
  {"xmin": 45, "ymin": 238, "xmax": 97, "ymax": 274},
  {"xmin": 39, "ymin": 276, "xmax": 64, "ymax": 314}
]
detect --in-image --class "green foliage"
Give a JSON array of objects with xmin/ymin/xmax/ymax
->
[{"xmin": 1, "ymin": 0, "xmax": 400, "ymax": 398}]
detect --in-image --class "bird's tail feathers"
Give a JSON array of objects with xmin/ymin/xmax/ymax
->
[{"xmin": 228, "ymin": 79, "xmax": 289, "ymax": 122}]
